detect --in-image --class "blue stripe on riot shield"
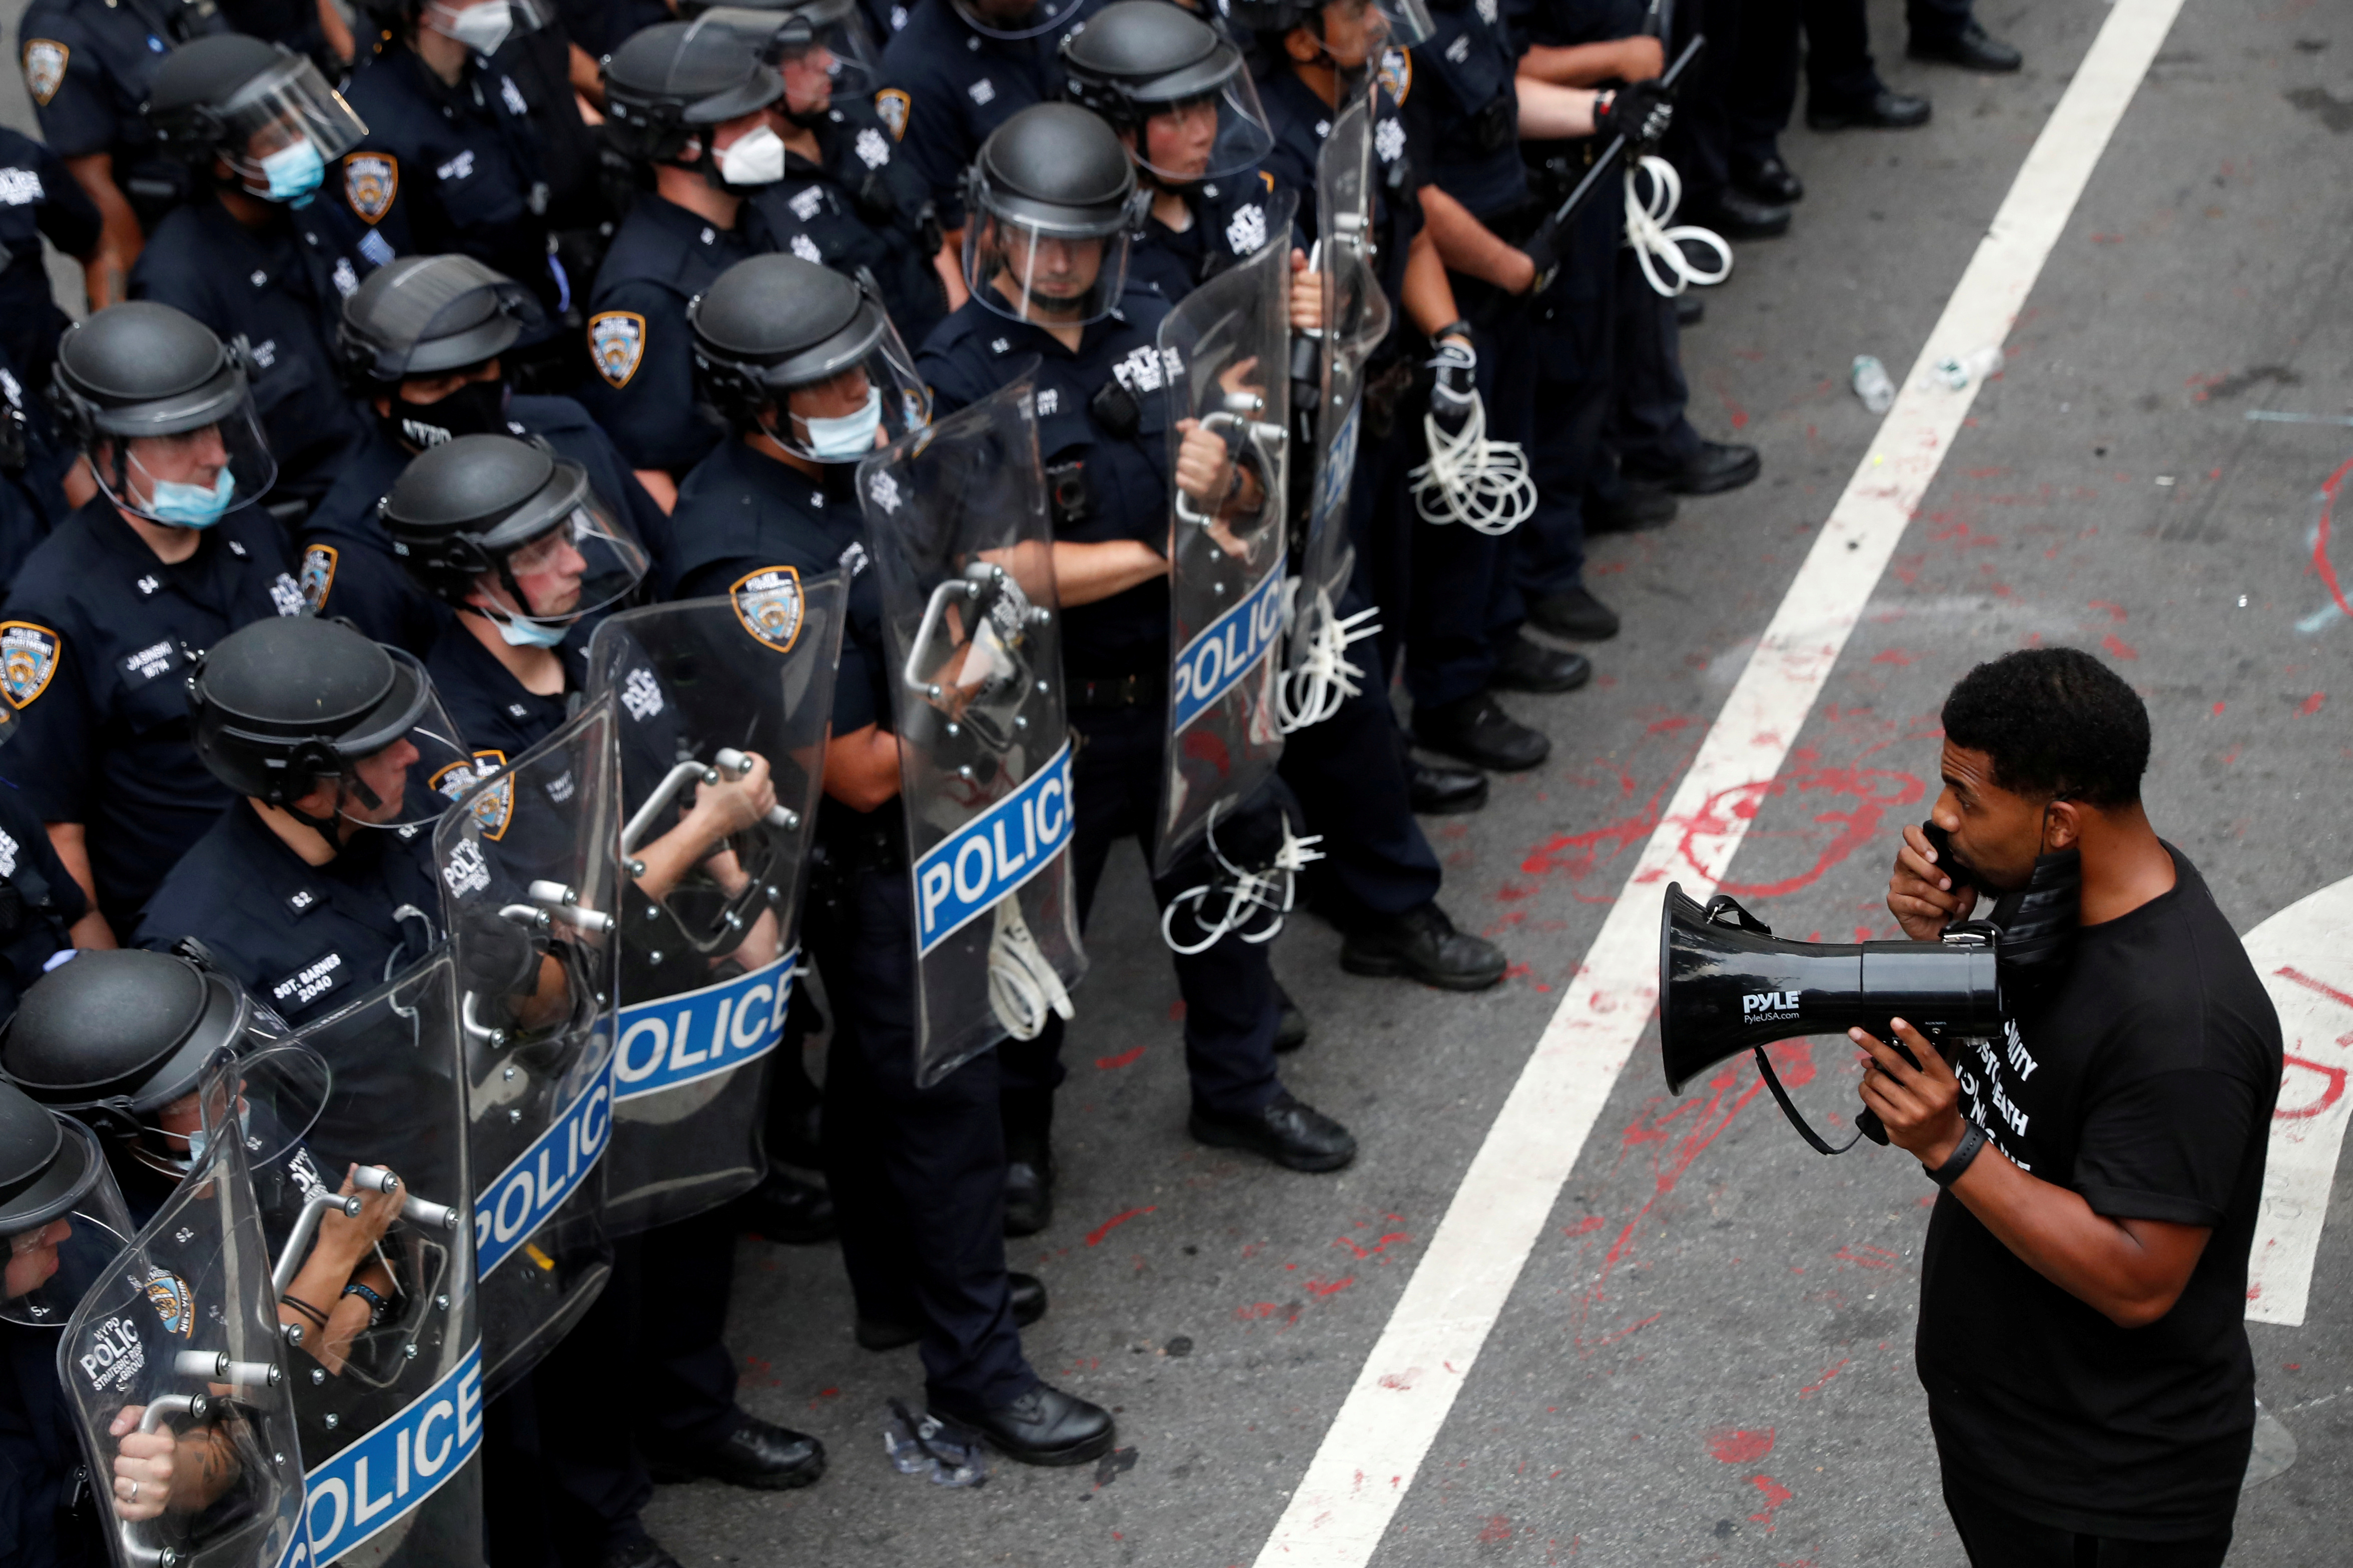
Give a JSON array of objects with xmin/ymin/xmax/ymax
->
[
  {"xmin": 913, "ymin": 740, "xmax": 1075, "ymax": 959},
  {"xmin": 611, "ymin": 952, "xmax": 797, "ymax": 1102},
  {"xmin": 473, "ymin": 1054, "xmax": 615, "ymax": 1277},
  {"xmin": 1316, "ymin": 402, "xmax": 1360, "ymax": 526},
  {"xmin": 1170, "ymin": 560, "xmax": 1287, "ymax": 734},
  {"xmin": 301, "ymin": 1340, "xmax": 485, "ymax": 1565}
]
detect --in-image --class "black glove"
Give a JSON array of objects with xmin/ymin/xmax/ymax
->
[
  {"xmin": 1519, "ymin": 210, "xmax": 1566, "ymax": 296},
  {"xmin": 459, "ymin": 908, "xmax": 540, "ymax": 1002},
  {"xmin": 1426, "ymin": 334, "xmax": 1478, "ymax": 436},
  {"xmin": 1595, "ymin": 78, "xmax": 1674, "ymax": 148}
]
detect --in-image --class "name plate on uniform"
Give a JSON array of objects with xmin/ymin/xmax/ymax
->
[
  {"xmin": 914, "ymin": 740, "xmax": 1074, "ymax": 958},
  {"xmin": 612, "ymin": 953, "xmax": 796, "ymax": 1102},
  {"xmin": 299, "ymin": 1340, "xmax": 485, "ymax": 1566},
  {"xmin": 474, "ymin": 1055, "xmax": 613, "ymax": 1277},
  {"xmin": 1170, "ymin": 559, "xmax": 1286, "ymax": 734}
]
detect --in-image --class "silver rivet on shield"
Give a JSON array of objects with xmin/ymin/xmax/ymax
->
[{"xmin": 323, "ymin": 1413, "xmax": 338, "ymax": 1430}]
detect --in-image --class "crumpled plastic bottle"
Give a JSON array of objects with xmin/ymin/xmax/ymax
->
[{"xmin": 1851, "ymin": 355, "xmax": 1896, "ymax": 414}]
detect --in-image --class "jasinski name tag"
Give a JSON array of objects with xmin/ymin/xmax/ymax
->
[
  {"xmin": 1170, "ymin": 559, "xmax": 1286, "ymax": 734},
  {"xmin": 613, "ymin": 952, "xmax": 796, "ymax": 1102},
  {"xmin": 914, "ymin": 740, "xmax": 1074, "ymax": 958}
]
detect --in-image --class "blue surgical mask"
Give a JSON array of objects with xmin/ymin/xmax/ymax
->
[
  {"xmin": 148, "ymin": 469, "xmax": 237, "ymax": 528},
  {"xmin": 258, "ymin": 138, "xmax": 324, "ymax": 203},
  {"xmin": 805, "ymin": 386, "xmax": 883, "ymax": 461},
  {"xmin": 494, "ymin": 614, "xmax": 568, "ymax": 649}
]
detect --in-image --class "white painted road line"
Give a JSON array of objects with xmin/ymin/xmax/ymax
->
[
  {"xmin": 1252, "ymin": 1, "xmax": 2190, "ymax": 1560},
  {"xmin": 2242, "ymin": 875, "xmax": 2353, "ymax": 1327}
]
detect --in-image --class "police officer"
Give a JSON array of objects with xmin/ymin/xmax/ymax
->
[
  {"xmin": 684, "ymin": 0, "xmax": 956, "ymax": 347},
  {"xmin": 876, "ymin": 0, "xmax": 1101, "ymax": 232},
  {"xmin": 0, "ymin": 709, "xmax": 107, "ymax": 1024},
  {"xmin": 580, "ymin": 18, "xmax": 789, "ymax": 506},
  {"xmin": 0, "ymin": 302, "xmax": 301, "ymax": 941},
  {"xmin": 1060, "ymin": 1, "xmax": 1284, "ymax": 303},
  {"xmin": 336, "ymin": 0, "xmax": 564, "ymax": 321},
  {"xmin": 135, "ymin": 36, "xmax": 377, "ymax": 516},
  {"xmin": 0, "ymin": 127, "xmax": 102, "ymax": 401},
  {"xmin": 921, "ymin": 104, "xmax": 1358, "ymax": 1225},
  {"xmin": 0, "ymin": 337, "xmax": 83, "ymax": 585},
  {"xmin": 303, "ymin": 253, "xmax": 673, "ymax": 653},
  {"xmin": 16, "ymin": 0, "xmax": 230, "ymax": 305},
  {"xmin": 674, "ymin": 251, "xmax": 1105, "ymax": 1463}
]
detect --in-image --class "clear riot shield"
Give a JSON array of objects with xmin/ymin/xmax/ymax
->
[
  {"xmin": 238, "ymin": 955, "xmax": 484, "ymax": 1568},
  {"xmin": 858, "ymin": 378, "xmax": 1087, "ymax": 1087},
  {"xmin": 1279, "ymin": 95, "xmax": 1392, "ymax": 733},
  {"xmin": 58, "ymin": 1064, "xmax": 305, "ymax": 1568},
  {"xmin": 434, "ymin": 704, "xmax": 622, "ymax": 1397},
  {"xmin": 582, "ymin": 584, "xmax": 845, "ymax": 1236},
  {"xmin": 1154, "ymin": 188, "xmax": 1298, "ymax": 874}
]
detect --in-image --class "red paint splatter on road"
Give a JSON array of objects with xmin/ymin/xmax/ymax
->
[
  {"xmin": 2278, "ymin": 1054, "xmax": 2347, "ymax": 1119},
  {"xmin": 2089, "ymin": 600, "xmax": 2128, "ymax": 622},
  {"xmin": 1799, "ymin": 1358, "xmax": 1850, "ymax": 1397},
  {"xmin": 1304, "ymin": 1276, "xmax": 1355, "ymax": 1297},
  {"xmin": 1479, "ymin": 1516, "xmax": 1513, "ymax": 1543},
  {"xmin": 1749, "ymin": 1475, "xmax": 1794, "ymax": 1526},
  {"xmin": 2102, "ymin": 633, "xmax": 2138, "ymax": 660},
  {"xmin": 1681, "ymin": 749, "xmax": 1927, "ymax": 899},
  {"xmin": 1565, "ymin": 1214, "xmax": 1608, "ymax": 1236},
  {"xmin": 1335, "ymin": 1231, "xmax": 1413, "ymax": 1260},
  {"xmin": 1832, "ymin": 1243, "xmax": 1902, "ymax": 1271},
  {"xmin": 1706, "ymin": 1427, "xmax": 1775, "ymax": 1464},
  {"xmin": 2298, "ymin": 692, "xmax": 2325, "ymax": 717},
  {"xmin": 1086, "ymin": 1206, "xmax": 1157, "ymax": 1247},
  {"xmin": 1096, "ymin": 1046, "xmax": 1146, "ymax": 1070},
  {"xmin": 2311, "ymin": 456, "xmax": 2353, "ymax": 619}
]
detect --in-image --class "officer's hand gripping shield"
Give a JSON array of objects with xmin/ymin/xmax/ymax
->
[
  {"xmin": 58, "ymin": 1064, "xmax": 306, "ymax": 1568},
  {"xmin": 1658, "ymin": 884, "xmax": 2007, "ymax": 1154},
  {"xmin": 435, "ymin": 704, "xmax": 623, "ymax": 1397},
  {"xmin": 583, "ymin": 582, "xmax": 845, "ymax": 1236},
  {"xmin": 859, "ymin": 378, "xmax": 1086, "ymax": 1087},
  {"xmin": 1278, "ymin": 95, "xmax": 1390, "ymax": 733},
  {"xmin": 1154, "ymin": 188, "xmax": 1297, "ymax": 875},
  {"xmin": 233, "ymin": 957, "xmax": 484, "ymax": 1568}
]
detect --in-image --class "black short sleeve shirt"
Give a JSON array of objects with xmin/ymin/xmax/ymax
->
[{"xmin": 1916, "ymin": 847, "xmax": 2283, "ymax": 1538}]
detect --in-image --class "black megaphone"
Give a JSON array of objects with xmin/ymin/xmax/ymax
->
[{"xmin": 1658, "ymin": 883, "xmax": 2006, "ymax": 1152}]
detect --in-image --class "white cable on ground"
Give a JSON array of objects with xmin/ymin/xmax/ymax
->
[
  {"xmin": 1160, "ymin": 807, "xmax": 1325, "ymax": 955},
  {"xmin": 1276, "ymin": 579, "xmax": 1382, "ymax": 733},
  {"xmin": 1625, "ymin": 152, "xmax": 1733, "ymax": 297},
  {"xmin": 987, "ymin": 895, "xmax": 1073, "ymax": 1040}
]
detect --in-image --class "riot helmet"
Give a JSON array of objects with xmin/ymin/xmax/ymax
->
[
  {"xmin": 147, "ymin": 35, "xmax": 370, "ymax": 206},
  {"xmin": 0, "ymin": 951, "xmax": 289, "ymax": 1185},
  {"xmin": 51, "ymin": 302, "xmax": 278, "ymax": 530},
  {"xmin": 690, "ymin": 255, "xmax": 929, "ymax": 462},
  {"xmin": 963, "ymin": 104, "xmax": 1148, "ymax": 327},
  {"xmin": 1227, "ymin": 0, "xmax": 1430, "ymax": 66},
  {"xmin": 1063, "ymin": 2, "xmax": 1273, "ymax": 187},
  {"xmin": 356, "ymin": 0, "xmax": 545, "ymax": 59},
  {"xmin": 339, "ymin": 254, "xmax": 544, "ymax": 449},
  {"xmin": 948, "ymin": 0, "xmax": 1087, "ymax": 44},
  {"xmin": 602, "ymin": 19, "xmax": 789, "ymax": 188},
  {"xmin": 381, "ymin": 434, "xmax": 651, "ymax": 646},
  {"xmin": 188, "ymin": 616, "xmax": 472, "ymax": 846},
  {"xmin": 671, "ymin": 0, "xmax": 877, "ymax": 124},
  {"xmin": 0, "ymin": 1083, "xmax": 132, "ymax": 1326}
]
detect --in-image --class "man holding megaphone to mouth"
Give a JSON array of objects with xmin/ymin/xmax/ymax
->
[{"xmin": 1665, "ymin": 648, "xmax": 2282, "ymax": 1567}]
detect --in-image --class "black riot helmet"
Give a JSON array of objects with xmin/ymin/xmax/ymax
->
[
  {"xmin": 50, "ymin": 302, "xmax": 279, "ymax": 527},
  {"xmin": 689, "ymin": 254, "xmax": 930, "ymax": 461},
  {"xmin": 381, "ymin": 433, "xmax": 652, "ymax": 643},
  {"xmin": 340, "ymin": 254, "xmax": 545, "ymax": 386},
  {"xmin": 1061, "ymin": 2, "xmax": 1273, "ymax": 185},
  {"xmin": 601, "ymin": 18, "xmax": 787, "ymax": 186},
  {"xmin": 1224, "ymin": 0, "xmax": 1431, "ymax": 57},
  {"xmin": 146, "ymin": 35, "xmax": 369, "ymax": 203},
  {"xmin": 187, "ymin": 616, "xmax": 470, "ymax": 843},
  {"xmin": 0, "ymin": 1081, "xmax": 131, "ymax": 1326},
  {"xmin": 962, "ymin": 104, "xmax": 1148, "ymax": 326},
  {"xmin": 669, "ymin": 0, "xmax": 878, "ymax": 121}
]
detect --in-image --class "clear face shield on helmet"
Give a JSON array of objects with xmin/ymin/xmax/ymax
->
[
  {"xmin": 217, "ymin": 53, "xmax": 369, "ymax": 204},
  {"xmin": 949, "ymin": 0, "xmax": 1088, "ymax": 42},
  {"xmin": 695, "ymin": 3, "xmax": 880, "ymax": 120},
  {"xmin": 305, "ymin": 652, "xmax": 477, "ymax": 834},
  {"xmin": 1126, "ymin": 56, "xmax": 1276, "ymax": 187},
  {"xmin": 89, "ymin": 394, "xmax": 277, "ymax": 532},
  {"xmin": 965, "ymin": 201, "xmax": 1139, "ymax": 329},
  {"xmin": 1, "ymin": 1117, "xmax": 136, "ymax": 1327},
  {"xmin": 466, "ymin": 469, "xmax": 652, "ymax": 647},
  {"xmin": 758, "ymin": 312, "xmax": 931, "ymax": 465}
]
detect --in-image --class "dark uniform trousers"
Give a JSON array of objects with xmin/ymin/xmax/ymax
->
[
  {"xmin": 813, "ymin": 862, "xmax": 1034, "ymax": 1412},
  {"xmin": 1515, "ymin": 191, "xmax": 1618, "ymax": 603},
  {"xmin": 1602, "ymin": 240, "xmax": 1703, "ymax": 487},
  {"xmin": 999, "ymin": 701, "xmax": 1282, "ymax": 1121},
  {"xmin": 1732, "ymin": 0, "xmax": 1886, "ymax": 163}
]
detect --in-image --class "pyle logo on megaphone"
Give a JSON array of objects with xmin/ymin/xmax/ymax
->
[{"xmin": 1742, "ymin": 990, "xmax": 1800, "ymax": 1019}]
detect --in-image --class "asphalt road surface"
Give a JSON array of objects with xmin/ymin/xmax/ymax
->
[{"xmin": 8, "ymin": 0, "xmax": 2347, "ymax": 1561}]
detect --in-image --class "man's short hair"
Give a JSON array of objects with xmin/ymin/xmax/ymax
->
[{"xmin": 1941, "ymin": 648, "xmax": 2149, "ymax": 807}]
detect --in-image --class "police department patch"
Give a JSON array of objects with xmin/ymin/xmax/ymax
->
[
  {"xmin": 432, "ymin": 749, "xmax": 514, "ymax": 840},
  {"xmin": 731, "ymin": 566, "xmax": 806, "ymax": 653},
  {"xmin": 143, "ymin": 1271, "xmax": 196, "ymax": 1337},
  {"xmin": 22, "ymin": 41, "xmax": 67, "ymax": 108},
  {"xmin": 1378, "ymin": 48, "xmax": 1411, "ymax": 106},
  {"xmin": 875, "ymin": 88, "xmax": 911, "ymax": 141},
  {"xmin": 299, "ymin": 544, "xmax": 338, "ymax": 613},
  {"xmin": 0, "ymin": 622, "xmax": 59, "ymax": 708},
  {"xmin": 590, "ymin": 312, "xmax": 646, "ymax": 389},
  {"xmin": 342, "ymin": 152, "xmax": 398, "ymax": 224}
]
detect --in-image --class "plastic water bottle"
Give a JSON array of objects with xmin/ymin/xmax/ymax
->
[{"xmin": 1851, "ymin": 355, "xmax": 1895, "ymax": 414}]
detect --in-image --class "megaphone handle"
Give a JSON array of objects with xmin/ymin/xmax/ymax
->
[{"xmin": 1857, "ymin": 1109, "xmax": 1890, "ymax": 1146}]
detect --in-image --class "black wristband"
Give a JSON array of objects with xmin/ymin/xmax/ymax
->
[
  {"xmin": 1927, "ymin": 1121, "xmax": 1988, "ymax": 1188},
  {"xmin": 341, "ymin": 1281, "xmax": 390, "ymax": 1323}
]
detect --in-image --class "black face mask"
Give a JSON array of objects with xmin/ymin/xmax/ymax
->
[
  {"xmin": 1922, "ymin": 816, "xmax": 2082, "ymax": 998},
  {"xmin": 383, "ymin": 380, "xmax": 511, "ymax": 451}
]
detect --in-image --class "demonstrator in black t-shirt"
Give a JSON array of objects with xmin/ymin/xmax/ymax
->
[{"xmin": 1860, "ymin": 647, "xmax": 2281, "ymax": 1567}]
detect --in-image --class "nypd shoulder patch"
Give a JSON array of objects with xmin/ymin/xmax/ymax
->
[
  {"xmin": 299, "ymin": 544, "xmax": 338, "ymax": 614},
  {"xmin": 875, "ymin": 88, "xmax": 911, "ymax": 141},
  {"xmin": 431, "ymin": 750, "xmax": 514, "ymax": 841},
  {"xmin": 22, "ymin": 40, "xmax": 68, "ymax": 108},
  {"xmin": 0, "ymin": 621, "xmax": 61, "ymax": 708},
  {"xmin": 731, "ymin": 566, "xmax": 806, "ymax": 653},
  {"xmin": 343, "ymin": 152, "xmax": 398, "ymax": 224},
  {"xmin": 589, "ymin": 312, "xmax": 646, "ymax": 390},
  {"xmin": 1379, "ymin": 47, "xmax": 1411, "ymax": 106}
]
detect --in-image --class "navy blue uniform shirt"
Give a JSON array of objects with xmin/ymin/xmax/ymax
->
[
  {"xmin": 0, "ymin": 344, "xmax": 79, "ymax": 585},
  {"xmin": 1256, "ymin": 62, "xmax": 1423, "ymax": 329},
  {"xmin": 0, "ymin": 782, "xmax": 87, "ymax": 1021},
  {"xmin": 337, "ymin": 43, "xmax": 556, "ymax": 305},
  {"xmin": 877, "ymin": 0, "xmax": 1100, "ymax": 226},
  {"xmin": 1411, "ymin": 0, "xmax": 1528, "ymax": 222},
  {"xmin": 1123, "ymin": 168, "xmax": 1283, "ymax": 306},
  {"xmin": 134, "ymin": 801, "xmax": 441, "ymax": 1027},
  {"xmin": 917, "ymin": 286, "xmax": 1173, "ymax": 679},
  {"xmin": 578, "ymin": 195, "xmax": 771, "ymax": 478},
  {"xmin": 749, "ymin": 97, "xmax": 948, "ymax": 348},
  {"xmin": 1, "ymin": 1318, "xmax": 102, "ymax": 1568},
  {"xmin": 17, "ymin": 0, "xmax": 227, "ymax": 231},
  {"xmin": 0, "ymin": 500, "xmax": 302, "ymax": 933},
  {"xmin": 424, "ymin": 616, "xmax": 587, "ymax": 759},
  {"xmin": 130, "ymin": 199, "xmax": 373, "ymax": 510},
  {"xmin": 299, "ymin": 393, "xmax": 673, "ymax": 655},
  {"xmin": 0, "ymin": 128, "xmax": 100, "ymax": 391}
]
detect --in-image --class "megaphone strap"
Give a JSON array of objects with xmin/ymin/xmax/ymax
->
[{"xmin": 1750, "ymin": 1044, "xmax": 1864, "ymax": 1157}]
